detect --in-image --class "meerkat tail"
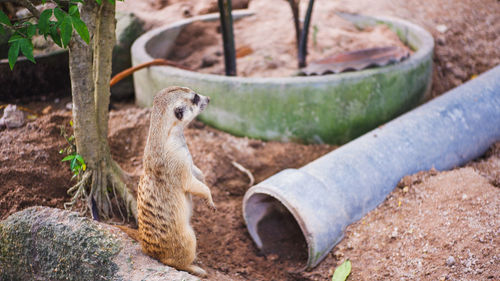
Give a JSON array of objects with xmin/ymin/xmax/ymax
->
[
  {"xmin": 183, "ymin": 265, "xmax": 208, "ymax": 277},
  {"xmin": 109, "ymin": 59, "xmax": 191, "ymax": 87},
  {"xmin": 115, "ymin": 225, "xmax": 141, "ymax": 242}
]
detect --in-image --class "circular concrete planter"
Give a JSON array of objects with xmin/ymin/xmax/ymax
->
[{"xmin": 132, "ymin": 11, "xmax": 433, "ymax": 144}]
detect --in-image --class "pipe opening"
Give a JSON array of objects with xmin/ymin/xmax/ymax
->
[{"xmin": 245, "ymin": 193, "xmax": 307, "ymax": 265}]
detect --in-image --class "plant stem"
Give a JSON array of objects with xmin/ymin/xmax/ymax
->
[
  {"xmin": 218, "ymin": 0, "xmax": 236, "ymax": 76},
  {"xmin": 17, "ymin": 0, "xmax": 41, "ymax": 19},
  {"xmin": 287, "ymin": 0, "xmax": 300, "ymax": 50},
  {"xmin": 298, "ymin": 0, "xmax": 314, "ymax": 68}
]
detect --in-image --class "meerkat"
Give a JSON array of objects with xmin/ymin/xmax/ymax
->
[{"xmin": 137, "ymin": 86, "xmax": 215, "ymax": 277}]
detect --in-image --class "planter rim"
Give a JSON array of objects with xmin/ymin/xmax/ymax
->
[
  {"xmin": 0, "ymin": 48, "xmax": 67, "ymax": 64},
  {"xmin": 131, "ymin": 10, "xmax": 434, "ymax": 84}
]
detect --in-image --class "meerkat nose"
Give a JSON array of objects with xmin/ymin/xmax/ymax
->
[{"xmin": 207, "ymin": 97, "xmax": 210, "ymax": 103}]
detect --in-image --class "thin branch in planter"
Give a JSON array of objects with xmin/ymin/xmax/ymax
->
[
  {"xmin": 218, "ymin": 0, "xmax": 237, "ymax": 76},
  {"xmin": 298, "ymin": 0, "xmax": 315, "ymax": 68},
  {"xmin": 287, "ymin": 0, "xmax": 300, "ymax": 49}
]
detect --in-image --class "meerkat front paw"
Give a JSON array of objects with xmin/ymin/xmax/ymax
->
[{"xmin": 207, "ymin": 198, "xmax": 216, "ymax": 211}]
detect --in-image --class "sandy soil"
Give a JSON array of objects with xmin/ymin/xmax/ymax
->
[
  {"xmin": 117, "ymin": 0, "xmax": 500, "ymax": 97},
  {"xmin": 165, "ymin": 0, "xmax": 410, "ymax": 77},
  {"xmin": 1, "ymin": 0, "xmax": 499, "ymax": 280}
]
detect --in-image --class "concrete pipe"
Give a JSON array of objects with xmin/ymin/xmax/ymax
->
[{"xmin": 242, "ymin": 65, "xmax": 500, "ymax": 269}]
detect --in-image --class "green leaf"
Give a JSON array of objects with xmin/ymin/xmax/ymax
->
[
  {"xmin": 62, "ymin": 155, "xmax": 76, "ymax": 162},
  {"xmin": 95, "ymin": 0, "xmax": 102, "ymax": 4},
  {"xmin": 49, "ymin": 25, "xmax": 62, "ymax": 47},
  {"xmin": 70, "ymin": 157, "xmax": 77, "ymax": 170},
  {"xmin": 71, "ymin": 16, "xmax": 89, "ymax": 44},
  {"xmin": 60, "ymin": 15, "xmax": 73, "ymax": 47},
  {"xmin": 8, "ymin": 41, "xmax": 20, "ymax": 70},
  {"xmin": 0, "ymin": 25, "xmax": 5, "ymax": 35},
  {"xmin": 332, "ymin": 260, "xmax": 351, "ymax": 281},
  {"xmin": 27, "ymin": 23, "xmax": 37, "ymax": 38},
  {"xmin": 75, "ymin": 154, "xmax": 85, "ymax": 166},
  {"xmin": 0, "ymin": 10, "xmax": 11, "ymax": 26},
  {"xmin": 54, "ymin": 8, "xmax": 65, "ymax": 22},
  {"xmin": 38, "ymin": 9, "xmax": 52, "ymax": 34},
  {"xmin": 8, "ymin": 34, "xmax": 22, "ymax": 43},
  {"xmin": 19, "ymin": 38, "xmax": 35, "ymax": 63},
  {"xmin": 69, "ymin": 5, "xmax": 79, "ymax": 16}
]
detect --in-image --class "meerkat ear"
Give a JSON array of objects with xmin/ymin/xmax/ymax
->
[{"xmin": 174, "ymin": 106, "xmax": 185, "ymax": 120}]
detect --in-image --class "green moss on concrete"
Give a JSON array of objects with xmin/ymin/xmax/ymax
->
[{"xmin": 0, "ymin": 207, "xmax": 121, "ymax": 281}]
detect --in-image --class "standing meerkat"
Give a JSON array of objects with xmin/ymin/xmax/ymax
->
[{"xmin": 137, "ymin": 86, "xmax": 215, "ymax": 277}]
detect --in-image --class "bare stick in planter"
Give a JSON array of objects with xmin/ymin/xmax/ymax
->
[
  {"xmin": 218, "ymin": 0, "xmax": 237, "ymax": 76},
  {"xmin": 287, "ymin": 0, "xmax": 316, "ymax": 68},
  {"xmin": 287, "ymin": 0, "xmax": 300, "ymax": 49},
  {"xmin": 298, "ymin": 0, "xmax": 315, "ymax": 67}
]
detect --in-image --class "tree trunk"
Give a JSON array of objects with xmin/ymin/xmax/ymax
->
[{"xmin": 67, "ymin": 0, "xmax": 137, "ymax": 221}]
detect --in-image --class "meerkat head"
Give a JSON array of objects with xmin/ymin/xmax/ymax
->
[{"xmin": 152, "ymin": 86, "xmax": 210, "ymax": 127}]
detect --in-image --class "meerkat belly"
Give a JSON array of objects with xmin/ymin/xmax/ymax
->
[{"xmin": 138, "ymin": 178, "xmax": 192, "ymax": 254}]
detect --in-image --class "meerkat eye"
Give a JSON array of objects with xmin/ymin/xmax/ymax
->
[
  {"xmin": 192, "ymin": 93, "xmax": 200, "ymax": 105},
  {"xmin": 174, "ymin": 106, "xmax": 185, "ymax": 120}
]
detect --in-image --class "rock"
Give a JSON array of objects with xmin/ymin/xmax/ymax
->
[
  {"xmin": 111, "ymin": 12, "xmax": 146, "ymax": 100},
  {"xmin": 446, "ymin": 255, "xmax": 456, "ymax": 266},
  {"xmin": 0, "ymin": 206, "xmax": 197, "ymax": 281},
  {"xmin": 436, "ymin": 24, "xmax": 448, "ymax": 33},
  {"xmin": 201, "ymin": 54, "xmax": 219, "ymax": 68},
  {"xmin": 0, "ymin": 104, "xmax": 25, "ymax": 129}
]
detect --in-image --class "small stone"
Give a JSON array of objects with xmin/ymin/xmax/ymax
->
[
  {"xmin": 266, "ymin": 253, "xmax": 279, "ymax": 261},
  {"xmin": 42, "ymin": 105, "xmax": 52, "ymax": 115},
  {"xmin": 446, "ymin": 256, "xmax": 455, "ymax": 266},
  {"xmin": 436, "ymin": 24, "xmax": 448, "ymax": 33},
  {"xmin": 201, "ymin": 55, "xmax": 219, "ymax": 68},
  {"xmin": 390, "ymin": 227, "xmax": 398, "ymax": 239},
  {"xmin": 0, "ymin": 104, "xmax": 25, "ymax": 129},
  {"xmin": 54, "ymin": 98, "xmax": 60, "ymax": 104},
  {"xmin": 403, "ymin": 186, "xmax": 409, "ymax": 193},
  {"xmin": 66, "ymin": 102, "xmax": 73, "ymax": 110},
  {"xmin": 436, "ymin": 36, "xmax": 446, "ymax": 45},
  {"xmin": 333, "ymin": 251, "xmax": 344, "ymax": 259},
  {"xmin": 461, "ymin": 194, "xmax": 468, "ymax": 200}
]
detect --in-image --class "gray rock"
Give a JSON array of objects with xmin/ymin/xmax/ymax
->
[
  {"xmin": 0, "ymin": 104, "xmax": 25, "ymax": 129},
  {"xmin": 0, "ymin": 206, "xmax": 198, "ymax": 281},
  {"xmin": 111, "ymin": 12, "xmax": 146, "ymax": 100},
  {"xmin": 446, "ymin": 255, "xmax": 456, "ymax": 266}
]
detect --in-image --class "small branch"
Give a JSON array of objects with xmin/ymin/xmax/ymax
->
[
  {"xmin": 218, "ymin": 0, "xmax": 237, "ymax": 76},
  {"xmin": 17, "ymin": 0, "xmax": 41, "ymax": 19},
  {"xmin": 298, "ymin": 0, "xmax": 315, "ymax": 68},
  {"xmin": 0, "ymin": 22, "xmax": 26, "ymax": 37},
  {"xmin": 287, "ymin": 0, "xmax": 300, "ymax": 50}
]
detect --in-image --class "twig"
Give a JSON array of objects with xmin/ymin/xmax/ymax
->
[
  {"xmin": 17, "ymin": 0, "xmax": 41, "ymax": 19},
  {"xmin": 287, "ymin": 0, "xmax": 300, "ymax": 49},
  {"xmin": 298, "ymin": 0, "xmax": 315, "ymax": 68},
  {"xmin": 218, "ymin": 0, "xmax": 237, "ymax": 76},
  {"xmin": 232, "ymin": 161, "xmax": 255, "ymax": 187}
]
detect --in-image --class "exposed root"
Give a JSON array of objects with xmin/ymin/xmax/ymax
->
[{"xmin": 64, "ymin": 160, "xmax": 138, "ymax": 222}]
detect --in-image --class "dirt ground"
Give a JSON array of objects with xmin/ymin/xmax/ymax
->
[{"xmin": 1, "ymin": 0, "xmax": 500, "ymax": 280}]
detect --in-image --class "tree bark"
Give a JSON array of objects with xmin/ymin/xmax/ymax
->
[{"xmin": 67, "ymin": 0, "xmax": 137, "ymax": 221}]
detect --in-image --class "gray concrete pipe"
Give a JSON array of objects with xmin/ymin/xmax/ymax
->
[{"xmin": 242, "ymin": 65, "xmax": 500, "ymax": 269}]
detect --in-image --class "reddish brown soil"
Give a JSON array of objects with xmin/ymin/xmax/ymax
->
[{"xmin": 1, "ymin": 0, "xmax": 500, "ymax": 280}]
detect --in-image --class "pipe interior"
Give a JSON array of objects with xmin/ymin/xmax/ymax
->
[{"xmin": 245, "ymin": 193, "xmax": 308, "ymax": 264}]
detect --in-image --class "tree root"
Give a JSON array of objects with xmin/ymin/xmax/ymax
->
[{"xmin": 64, "ymin": 159, "xmax": 137, "ymax": 222}]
